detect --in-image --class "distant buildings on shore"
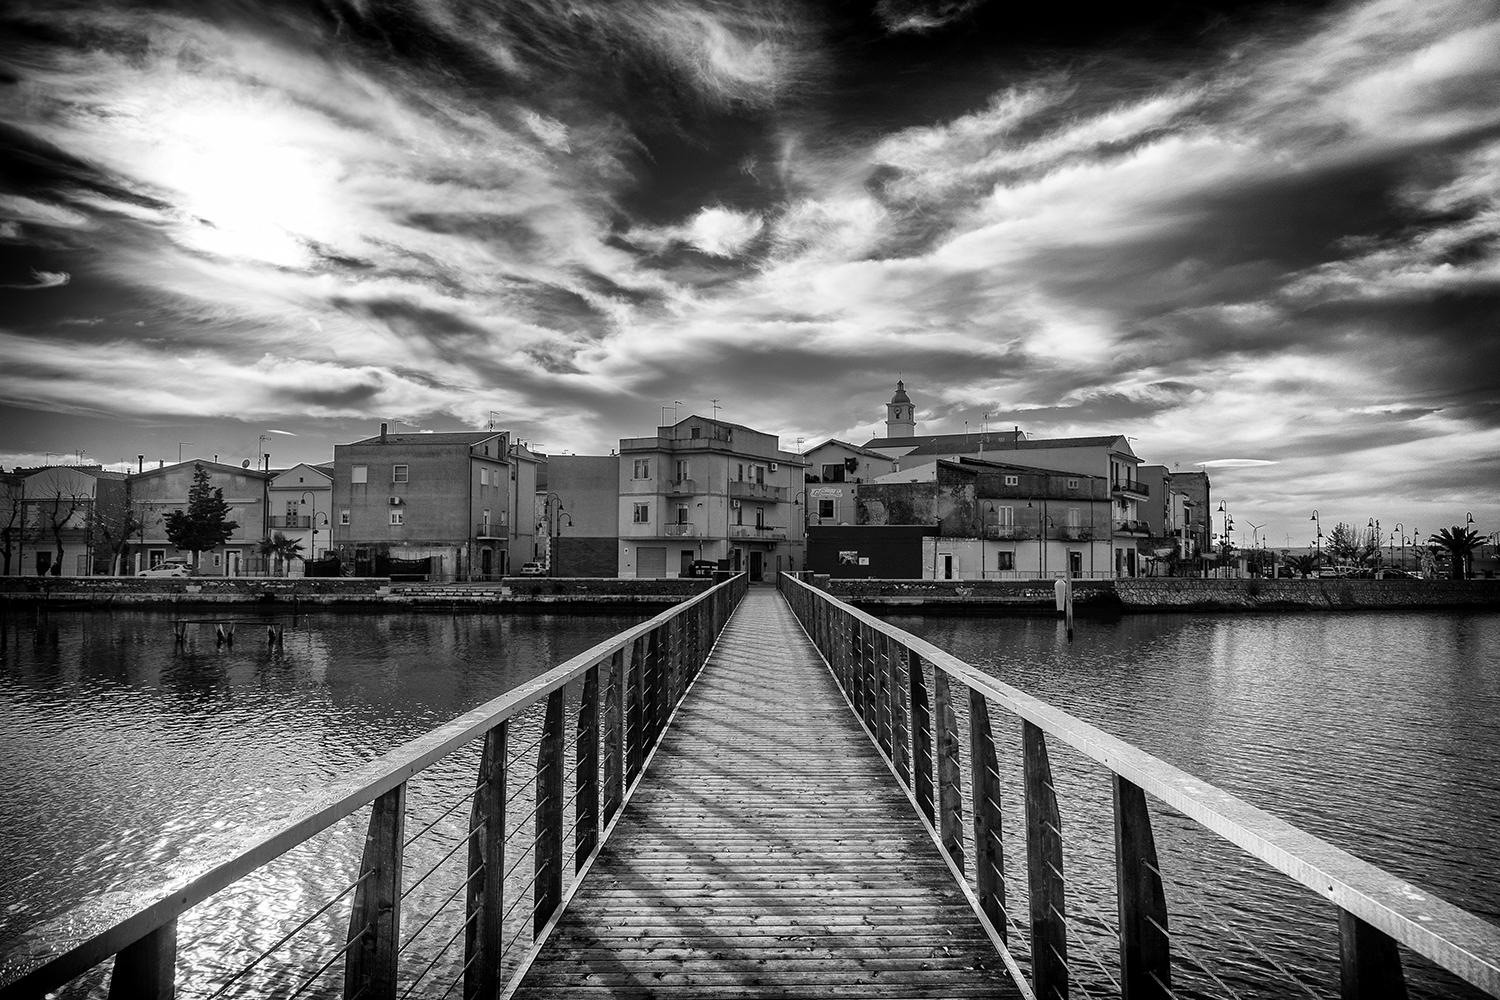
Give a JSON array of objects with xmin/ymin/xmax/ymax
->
[{"xmin": 0, "ymin": 381, "xmax": 1219, "ymax": 581}]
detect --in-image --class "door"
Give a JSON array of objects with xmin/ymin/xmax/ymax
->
[
  {"xmin": 480, "ymin": 548, "xmax": 493, "ymax": 579},
  {"xmin": 1069, "ymin": 551, "xmax": 1082, "ymax": 577},
  {"xmin": 638, "ymin": 547, "xmax": 667, "ymax": 579},
  {"xmin": 680, "ymin": 550, "xmax": 693, "ymax": 577},
  {"xmin": 942, "ymin": 554, "xmax": 954, "ymax": 580},
  {"xmin": 749, "ymin": 550, "xmax": 763, "ymax": 582}
]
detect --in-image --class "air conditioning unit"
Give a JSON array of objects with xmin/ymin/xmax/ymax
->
[
  {"xmin": 731, "ymin": 500, "xmax": 741, "ymax": 508},
  {"xmin": 388, "ymin": 496, "xmax": 403, "ymax": 506},
  {"xmin": 768, "ymin": 462, "xmax": 778, "ymax": 471}
]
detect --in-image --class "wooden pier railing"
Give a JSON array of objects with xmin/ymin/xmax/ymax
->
[
  {"xmin": 778, "ymin": 571, "xmax": 1500, "ymax": 999},
  {"xmin": 0, "ymin": 573, "xmax": 748, "ymax": 1000}
]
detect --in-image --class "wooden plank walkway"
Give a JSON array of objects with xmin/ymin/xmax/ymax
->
[{"xmin": 511, "ymin": 587, "xmax": 1018, "ymax": 998}]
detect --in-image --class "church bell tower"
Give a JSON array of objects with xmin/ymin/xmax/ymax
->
[{"xmin": 885, "ymin": 380, "xmax": 916, "ymax": 438}]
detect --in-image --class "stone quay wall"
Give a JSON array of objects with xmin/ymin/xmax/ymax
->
[{"xmin": 1112, "ymin": 578, "xmax": 1499, "ymax": 611}]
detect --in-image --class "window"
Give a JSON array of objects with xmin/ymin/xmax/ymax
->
[
  {"xmin": 1004, "ymin": 474, "xmax": 1019, "ymax": 486},
  {"xmin": 755, "ymin": 507, "xmax": 765, "ymax": 528},
  {"xmin": 997, "ymin": 551, "xmax": 1015, "ymax": 571},
  {"xmin": 690, "ymin": 426, "xmax": 701, "ymax": 439},
  {"xmin": 737, "ymin": 464, "xmax": 744, "ymax": 482},
  {"xmin": 675, "ymin": 460, "xmax": 689, "ymax": 482},
  {"xmin": 995, "ymin": 506, "xmax": 1015, "ymax": 527},
  {"xmin": 821, "ymin": 463, "xmax": 846, "ymax": 483},
  {"xmin": 482, "ymin": 508, "xmax": 491, "ymax": 526},
  {"xmin": 389, "ymin": 510, "xmax": 404, "ymax": 525},
  {"xmin": 754, "ymin": 466, "xmax": 765, "ymax": 485},
  {"xmin": 676, "ymin": 504, "xmax": 689, "ymax": 524},
  {"xmin": 1067, "ymin": 507, "xmax": 1081, "ymax": 527},
  {"xmin": 340, "ymin": 509, "xmax": 350, "ymax": 525},
  {"xmin": 352, "ymin": 465, "xmax": 367, "ymax": 484},
  {"xmin": 392, "ymin": 465, "xmax": 408, "ymax": 483},
  {"xmin": 633, "ymin": 459, "xmax": 650, "ymax": 479},
  {"xmin": 285, "ymin": 500, "xmax": 298, "ymax": 516},
  {"xmin": 633, "ymin": 502, "xmax": 650, "ymax": 524},
  {"xmin": 818, "ymin": 499, "xmax": 834, "ymax": 519},
  {"xmin": 735, "ymin": 505, "xmax": 743, "ymax": 526},
  {"xmin": 1067, "ymin": 478, "xmax": 1079, "ymax": 490}
]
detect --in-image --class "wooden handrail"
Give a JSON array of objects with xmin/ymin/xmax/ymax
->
[
  {"xmin": 0, "ymin": 573, "xmax": 749, "ymax": 998},
  {"xmin": 779, "ymin": 571, "xmax": 1500, "ymax": 997}
]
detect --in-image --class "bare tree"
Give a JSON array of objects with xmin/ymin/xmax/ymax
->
[
  {"xmin": 30, "ymin": 479, "xmax": 89, "ymax": 576},
  {"xmin": 0, "ymin": 475, "xmax": 21, "ymax": 576}
]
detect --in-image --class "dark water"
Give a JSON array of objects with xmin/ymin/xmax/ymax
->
[
  {"xmin": 885, "ymin": 610, "xmax": 1500, "ymax": 999},
  {"xmin": 2, "ymin": 606, "xmax": 1497, "ymax": 998}
]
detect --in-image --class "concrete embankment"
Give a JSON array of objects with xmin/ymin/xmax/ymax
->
[
  {"xmin": 822, "ymin": 577, "xmax": 1500, "ymax": 613},
  {"xmin": 0, "ymin": 576, "xmax": 711, "ymax": 610}
]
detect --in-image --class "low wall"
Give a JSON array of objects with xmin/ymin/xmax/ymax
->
[
  {"xmin": 0, "ymin": 575, "xmax": 712, "ymax": 608},
  {"xmin": 827, "ymin": 578, "xmax": 1117, "ymax": 609},
  {"xmin": 1113, "ymin": 578, "xmax": 1500, "ymax": 611}
]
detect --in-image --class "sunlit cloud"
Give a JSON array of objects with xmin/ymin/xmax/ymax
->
[{"xmin": 1, "ymin": 269, "xmax": 70, "ymax": 290}]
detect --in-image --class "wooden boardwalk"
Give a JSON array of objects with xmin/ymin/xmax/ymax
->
[{"xmin": 512, "ymin": 587, "xmax": 1017, "ymax": 999}]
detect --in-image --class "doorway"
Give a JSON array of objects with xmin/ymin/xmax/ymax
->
[
  {"xmin": 749, "ymin": 550, "xmax": 763, "ymax": 582},
  {"xmin": 680, "ymin": 550, "xmax": 694, "ymax": 577},
  {"xmin": 481, "ymin": 548, "xmax": 493, "ymax": 579},
  {"xmin": 1069, "ymin": 551, "xmax": 1082, "ymax": 577},
  {"xmin": 942, "ymin": 553, "xmax": 954, "ymax": 580}
]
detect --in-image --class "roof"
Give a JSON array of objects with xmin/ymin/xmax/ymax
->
[
  {"xmin": 129, "ymin": 459, "xmax": 271, "ymax": 481},
  {"xmin": 347, "ymin": 431, "xmax": 502, "ymax": 446},
  {"xmin": 896, "ymin": 434, "xmax": 1131, "ymax": 458},
  {"xmin": 801, "ymin": 438, "xmax": 894, "ymax": 461},
  {"xmin": 890, "ymin": 380, "xmax": 911, "ymax": 405},
  {"xmin": 860, "ymin": 430, "xmax": 1026, "ymax": 452}
]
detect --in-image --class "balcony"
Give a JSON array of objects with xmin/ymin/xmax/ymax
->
[
  {"xmin": 665, "ymin": 478, "xmax": 698, "ymax": 496},
  {"xmin": 664, "ymin": 523, "xmax": 696, "ymax": 536},
  {"xmin": 728, "ymin": 481, "xmax": 788, "ymax": 503},
  {"xmin": 1060, "ymin": 526, "xmax": 1095, "ymax": 541},
  {"xmin": 1111, "ymin": 479, "xmax": 1150, "ymax": 498},
  {"xmin": 475, "ymin": 522, "xmax": 506, "ymax": 538},
  {"xmin": 985, "ymin": 525, "xmax": 1018, "ymax": 539},
  {"xmin": 269, "ymin": 515, "xmax": 311, "ymax": 529},
  {"xmin": 729, "ymin": 524, "xmax": 788, "ymax": 541},
  {"xmin": 1113, "ymin": 519, "xmax": 1151, "ymax": 535}
]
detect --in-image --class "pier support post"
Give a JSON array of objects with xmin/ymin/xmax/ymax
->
[
  {"xmin": 602, "ymin": 648, "xmax": 625, "ymax": 824},
  {"xmin": 107, "ymin": 918, "xmax": 176, "ymax": 1000},
  {"xmin": 345, "ymin": 783, "xmax": 405, "ymax": 1000},
  {"xmin": 1114, "ymin": 775, "xmax": 1170, "ymax": 999},
  {"xmin": 464, "ymin": 723, "xmax": 507, "ymax": 1000},
  {"xmin": 933, "ymin": 671, "xmax": 964, "ymax": 872},
  {"xmin": 892, "ymin": 644, "xmax": 911, "ymax": 790},
  {"xmin": 971, "ymin": 692, "xmax": 1005, "ymax": 941},
  {"xmin": 535, "ymin": 689, "xmax": 565, "ymax": 934},
  {"xmin": 576, "ymin": 666, "xmax": 600, "ymax": 870},
  {"xmin": 1024, "ymin": 721, "xmax": 1067, "ymax": 1000},
  {"xmin": 1339, "ymin": 912, "xmax": 1408, "ymax": 999},
  {"xmin": 626, "ymin": 636, "xmax": 644, "ymax": 783},
  {"xmin": 910, "ymin": 652, "xmax": 935, "ymax": 824}
]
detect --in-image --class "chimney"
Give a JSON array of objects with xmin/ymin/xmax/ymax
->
[
  {"xmin": 137, "ymin": 455, "xmax": 144, "ymax": 473},
  {"xmin": 159, "ymin": 459, "xmax": 164, "ymax": 469},
  {"xmin": 380, "ymin": 422, "xmax": 388, "ymax": 443},
  {"xmin": 263, "ymin": 453, "xmax": 270, "ymax": 471}
]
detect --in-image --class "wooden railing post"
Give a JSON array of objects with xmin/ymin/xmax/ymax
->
[
  {"xmin": 933, "ymin": 670, "xmax": 964, "ymax": 871},
  {"xmin": 534, "ymin": 690, "xmax": 565, "ymax": 934},
  {"xmin": 1340, "ymin": 912, "xmax": 1408, "ymax": 999},
  {"xmin": 971, "ymin": 691, "xmax": 1005, "ymax": 942},
  {"xmin": 576, "ymin": 666, "xmax": 600, "ymax": 870},
  {"xmin": 1024, "ymin": 720, "xmax": 1068, "ymax": 1000},
  {"xmin": 1115, "ymin": 775, "xmax": 1169, "ymax": 999},
  {"xmin": 625, "ymin": 636, "xmax": 644, "ymax": 783},
  {"xmin": 345, "ymin": 784, "xmax": 405, "ymax": 1000},
  {"xmin": 910, "ymin": 651, "xmax": 935, "ymax": 824},
  {"xmin": 602, "ymin": 649, "xmax": 624, "ymax": 824},
  {"xmin": 863, "ymin": 624, "xmax": 879, "ymax": 733},
  {"xmin": 875, "ymin": 631, "xmax": 893, "ymax": 757},
  {"xmin": 892, "ymin": 645, "xmax": 912, "ymax": 789},
  {"xmin": 107, "ymin": 919, "xmax": 176, "ymax": 1000},
  {"xmin": 464, "ymin": 722, "xmax": 507, "ymax": 1000}
]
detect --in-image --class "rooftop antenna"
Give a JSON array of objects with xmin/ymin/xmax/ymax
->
[
  {"xmin": 488, "ymin": 410, "xmax": 500, "ymax": 432},
  {"xmin": 178, "ymin": 442, "xmax": 194, "ymax": 464},
  {"xmin": 674, "ymin": 400, "xmax": 682, "ymax": 423},
  {"xmin": 710, "ymin": 398, "xmax": 720, "ymax": 421}
]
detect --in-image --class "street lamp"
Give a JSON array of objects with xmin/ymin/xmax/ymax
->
[
  {"xmin": 1310, "ymin": 509, "xmax": 1322, "ymax": 569},
  {"xmin": 1391, "ymin": 522, "xmax": 1402, "ymax": 574},
  {"xmin": 1218, "ymin": 501, "xmax": 1234, "ymax": 578},
  {"xmin": 1367, "ymin": 518, "xmax": 1381, "ymax": 570},
  {"xmin": 542, "ymin": 492, "xmax": 568, "ymax": 576}
]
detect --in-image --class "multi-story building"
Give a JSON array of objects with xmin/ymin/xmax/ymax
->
[
  {"xmin": 799, "ymin": 439, "xmax": 898, "ymax": 526},
  {"xmin": 618, "ymin": 416, "xmax": 807, "ymax": 581},
  {"xmin": 267, "ymin": 463, "xmax": 334, "ymax": 569},
  {"xmin": 855, "ymin": 458, "xmax": 1112, "ymax": 579},
  {"xmin": 330, "ymin": 424, "xmax": 537, "ymax": 580},
  {"xmin": 1167, "ymin": 469, "xmax": 1212, "ymax": 573},
  {"xmin": 5, "ymin": 465, "xmax": 129, "ymax": 576},
  {"xmin": 128, "ymin": 460, "xmax": 270, "ymax": 576}
]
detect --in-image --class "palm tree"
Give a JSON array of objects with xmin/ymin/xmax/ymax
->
[
  {"xmin": 1288, "ymin": 554, "xmax": 1318, "ymax": 579},
  {"xmin": 1428, "ymin": 526, "xmax": 1483, "ymax": 579},
  {"xmin": 257, "ymin": 532, "xmax": 305, "ymax": 577}
]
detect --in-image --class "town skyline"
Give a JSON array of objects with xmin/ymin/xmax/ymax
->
[{"xmin": 3, "ymin": 0, "xmax": 1498, "ymax": 551}]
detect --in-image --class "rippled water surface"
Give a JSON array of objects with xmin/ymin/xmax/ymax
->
[{"xmin": 3, "ymin": 605, "xmax": 1498, "ymax": 998}]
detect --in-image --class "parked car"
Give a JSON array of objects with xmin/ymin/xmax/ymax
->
[
  {"xmin": 518, "ymin": 562, "xmax": 547, "ymax": 576},
  {"xmin": 1377, "ymin": 569, "xmax": 1418, "ymax": 579},
  {"xmin": 138, "ymin": 560, "xmax": 191, "ymax": 578},
  {"xmin": 686, "ymin": 560, "xmax": 721, "ymax": 578}
]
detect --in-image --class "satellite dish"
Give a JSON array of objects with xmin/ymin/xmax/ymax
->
[{"xmin": 242, "ymin": 460, "xmax": 251, "ymax": 468}]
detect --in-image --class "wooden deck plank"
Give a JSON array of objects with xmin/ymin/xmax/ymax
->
[{"xmin": 511, "ymin": 587, "xmax": 1016, "ymax": 999}]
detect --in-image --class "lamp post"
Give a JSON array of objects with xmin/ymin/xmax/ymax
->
[
  {"xmin": 1217, "ymin": 502, "xmax": 1234, "ymax": 578},
  {"xmin": 1466, "ymin": 513, "xmax": 1476, "ymax": 578},
  {"xmin": 1391, "ymin": 522, "xmax": 1402, "ymax": 574},
  {"xmin": 542, "ymin": 492, "xmax": 568, "ymax": 576},
  {"xmin": 1310, "ymin": 509, "xmax": 1322, "ymax": 571},
  {"xmin": 1367, "ymin": 518, "xmax": 1381, "ymax": 571},
  {"xmin": 299, "ymin": 490, "xmax": 320, "ymax": 557}
]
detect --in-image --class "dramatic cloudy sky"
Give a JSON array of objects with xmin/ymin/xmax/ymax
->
[{"xmin": 2, "ymin": 0, "xmax": 1497, "ymax": 546}]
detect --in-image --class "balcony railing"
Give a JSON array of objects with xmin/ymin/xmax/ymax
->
[
  {"xmin": 475, "ymin": 521, "xmax": 507, "ymax": 538},
  {"xmin": 666, "ymin": 478, "xmax": 698, "ymax": 495},
  {"xmin": 1059, "ymin": 525, "xmax": 1095, "ymax": 541},
  {"xmin": 269, "ymin": 515, "xmax": 311, "ymax": 529},
  {"xmin": 664, "ymin": 524, "xmax": 696, "ymax": 536},
  {"xmin": 985, "ymin": 525, "xmax": 1018, "ymax": 539},
  {"xmin": 1113, "ymin": 519, "xmax": 1151, "ymax": 534},
  {"xmin": 1112, "ymin": 479, "xmax": 1150, "ymax": 497},
  {"xmin": 728, "ymin": 524, "xmax": 787, "ymax": 541},
  {"xmin": 728, "ymin": 481, "xmax": 788, "ymax": 503}
]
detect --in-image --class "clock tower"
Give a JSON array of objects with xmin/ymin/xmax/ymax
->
[{"xmin": 885, "ymin": 380, "xmax": 916, "ymax": 438}]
